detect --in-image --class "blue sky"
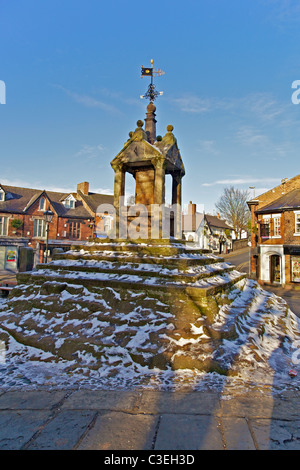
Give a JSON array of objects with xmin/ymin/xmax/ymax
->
[{"xmin": 1, "ymin": 0, "xmax": 300, "ymax": 213}]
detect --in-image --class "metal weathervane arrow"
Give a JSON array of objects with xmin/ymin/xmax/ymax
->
[{"xmin": 140, "ymin": 59, "xmax": 164, "ymax": 102}]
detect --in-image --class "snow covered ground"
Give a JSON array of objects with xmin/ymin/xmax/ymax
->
[{"xmin": 0, "ymin": 279, "xmax": 299, "ymax": 396}]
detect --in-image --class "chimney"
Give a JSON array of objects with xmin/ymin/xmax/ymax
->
[
  {"xmin": 77, "ymin": 182, "xmax": 89, "ymax": 196},
  {"xmin": 188, "ymin": 201, "xmax": 196, "ymax": 216},
  {"xmin": 188, "ymin": 201, "xmax": 197, "ymax": 231}
]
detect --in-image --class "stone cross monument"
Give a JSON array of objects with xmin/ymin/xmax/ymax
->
[{"xmin": 110, "ymin": 61, "xmax": 185, "ymax": 239}]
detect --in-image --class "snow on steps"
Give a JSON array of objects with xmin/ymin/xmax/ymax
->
[
  {"xmin": 17, "ymin": 240, "xmax": 246, "ymax": 301},
  {"xmin": 1, "ymin": 239, "xmax": 300, "ymax": 390}
]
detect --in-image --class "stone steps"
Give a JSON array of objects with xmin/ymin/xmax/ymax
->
[
  {"xmin": 34, "ymin": 259, "xmax": 235, "ymax": 282},
  {"xmin": 70, "ymin": 241, "xmax": 203, "ymax": 257},
  {"xmin": 17, "ymin": 239, "xmax": 246, "ymax": 302},
  {"xmin": 7, "ymin": 239, "xmax": 287, "ymax": 379},
  {"xmin": 52, "ymin": 251, "xmax": 222, "ymax": 268}
]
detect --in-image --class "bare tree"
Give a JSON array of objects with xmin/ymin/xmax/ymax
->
[{"xmin": 215, "ymin": 186, "xmax": 250, "ymax": 239}]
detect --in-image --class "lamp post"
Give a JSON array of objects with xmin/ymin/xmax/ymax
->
[
  {"xmin": 249, "ymin": 186, "xmax": 255, "ymax": 199},
  {"xmin": 43, "ymin": 208, "xmax": 54, "ymax": 263},
  {"xmin": 248, "ymin": 187, "xmax": 256, "ymax": 277}
]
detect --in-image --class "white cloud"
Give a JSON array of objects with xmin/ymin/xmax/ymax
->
[
  {"xmin": 73, "ymin": 144, "xmax": 105, "ymax": 159},
  {"xmin": 196, "ymin": 140, "xmax": 219, "ymax": 155},
  {"xmin": 246, "ymin": 93, "xmax": 285, "ymax": 121},
  {"xmin": 91, "ymin": 187, "xmax": 113, "ymax": 195},
  {"xmin": 54, "ymin": 85, "xmax": 122, "ymax": 115},
  {"xmin": 1, "ymin": 178, "xmax": 75, "ymax": 193},
  {"xmin": 202, "ymin": 177, "xmax": 280, "ymax": 187},
  {"xmin": 170, "ymin": 91, "xmax": 287, "ymax": 124},
  {"xmin": 234, "ymin": 127, "xmax": 268, "ymax": 146},
  {"xmin": 1, "ymin": 177, "xmax": 114, "ymax": 196},
  {"xmin": 170, "ymin": 94, "xmax": 212, "ymax": 113}
]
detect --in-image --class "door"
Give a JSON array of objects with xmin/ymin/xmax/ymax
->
[{"xmin": 270, "ymin": 255, "xmax": 281, "ymax": 284}]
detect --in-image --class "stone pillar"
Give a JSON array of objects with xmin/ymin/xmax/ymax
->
[
  {"xmin": 172, "ymin": 173, "xmax": 182, "ymax": 239},
  {"xmin": 172, "ymin": 172, "xmax": 182, "ymax": 206},
  {"xmin": 153, "ymin": 159, "xmax": 166, "ymax": 238},
  {"xmin": 144, "ymin": 102, "xmax": 157, "ymax": 144},
  {"xmin": 113, "ymin": 164, "xmax": 125, "ymax": 239},
  {"xmin": 154, "ymin": 159, "xmax": 165, "ymax": 206}
]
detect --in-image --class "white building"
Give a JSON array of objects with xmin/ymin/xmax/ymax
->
[{"xmin": 182, "ymin": 202, "xmax": 234, "ymax": 253}]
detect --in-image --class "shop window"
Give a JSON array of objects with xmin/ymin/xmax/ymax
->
[{"xmin": 291, "ymin": 257, "xmax": 300, "ymax": 283}]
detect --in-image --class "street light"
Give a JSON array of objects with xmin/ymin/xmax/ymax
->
[
  {"xmin": 43, "ymin": 208, "xmax": 54, "ymax": 263},
  {"xmin": 249, "ymin": 186, "xmax": 255, "ymax": 199},
  {"xmin": 248, "ymin": 187, "xmax": 256, "ymax": 277}
]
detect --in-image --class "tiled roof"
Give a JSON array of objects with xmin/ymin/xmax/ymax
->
[
  {"xmin": 256, "ymin": 188, "xmax": 300, "ymax": 213},
  {"xmin": 78, "ymin": 192, "xmax": 115, "ymax": 213},
  {"xmin": 204, "ymin": 214, "xmax": 233, "ymax": 230},
  {"xmin": 0, "ymin": 184, "xmax": 114, "ymax": 218}
]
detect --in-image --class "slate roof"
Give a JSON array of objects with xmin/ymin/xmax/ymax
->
[
  {"xmin": 182, "ymin": 212, "xmax": 233, "ymax": 232},
  {"xmin": 256, "ymin": 189, "xmax": 300, "ymax": 214},
  {"xmin": 204, "ymin": 214, "xmax": 233, "ymax": 230},
  {"xmin": 0, "ymin": 184, "xmax": 114, "ymax": 219}
]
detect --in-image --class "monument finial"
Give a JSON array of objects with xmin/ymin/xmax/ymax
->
[{"xmin": 140, "ymin": 59, "xmax": 164, "ymax": 102}]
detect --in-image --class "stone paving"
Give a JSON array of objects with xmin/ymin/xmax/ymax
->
[{"xmin": 0, "ymin": 388, "xmax": 299, "ymax": 450}]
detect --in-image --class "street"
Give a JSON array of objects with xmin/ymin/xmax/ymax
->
[
  {"xmin": 224, "ymin": 247, "xmax": 251, "ymax": 275},
  {"xmin": 224, "ymin": 248, "xmax": 300, "ymax": 318}
]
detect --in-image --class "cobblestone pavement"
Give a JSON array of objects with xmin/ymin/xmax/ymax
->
[{"xmin": 0, "ymin": 388, "xmax": 299, "ymax": 451}]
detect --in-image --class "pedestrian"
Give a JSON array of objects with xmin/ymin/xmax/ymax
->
[{"xmin": 219, "ymin": 235, "xmax": 225, "ymax": 254}]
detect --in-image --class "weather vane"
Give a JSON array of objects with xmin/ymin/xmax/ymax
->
[{"xmin": 140, "ymin": 59, "xmax": 164, "ymax": 102}]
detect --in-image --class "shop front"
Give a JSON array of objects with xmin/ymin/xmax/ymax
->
[
  {"xmin": 260, "ymin": 245, "xmax": 285, "ymax": 285},
  {"xmin": 291, "ymin": 256, "xmax": 300, "ymax": 283}
]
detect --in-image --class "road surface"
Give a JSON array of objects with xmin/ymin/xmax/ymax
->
[{"xmin": 224, "ymin": 247, "xmax": 250, "ymax": 274}]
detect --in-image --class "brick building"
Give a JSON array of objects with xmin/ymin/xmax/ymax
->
[
  {"xmin": 248, "ymin": 174, "xmax": 300, "ymax": 286},
  {"xmin": 0, "ymin": 181, "xmax": 113, "ymax": 268}
]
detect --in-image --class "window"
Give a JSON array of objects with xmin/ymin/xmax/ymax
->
[
  {"xmin": 0, "ymin": 216, "xmax": 8, "ymax": 235},
  {"xmin": 295, "ymin": 212, "xmax": 300, "ymax": 234},
  {"xmin": 261, "ymin": 217, "xmax": 270, "ymax": 238},
  {"xmin": 33, "ymin": 218, "xmax": 46, "ymax": 238},
  {"xmin": 273, "ymin": 217, "xmax": 281, "ymax": 237},
  {"xmin": 0, "ymin": 190, "xmax": 5, "ymax": 201},
  {"xmin": 68, "ymin": 221, "xmax": 80, "ymax": 239},
  {"xmin": 63, "ymin": 198, "xmax": 75, "ymax": 209},
  {"xmin": 291, "ymin": 257, "xmax": 300, "ymax": 283},
  {"xmin": 39, "ymin": 197, "xmax": 46, "ymax": 211}
]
